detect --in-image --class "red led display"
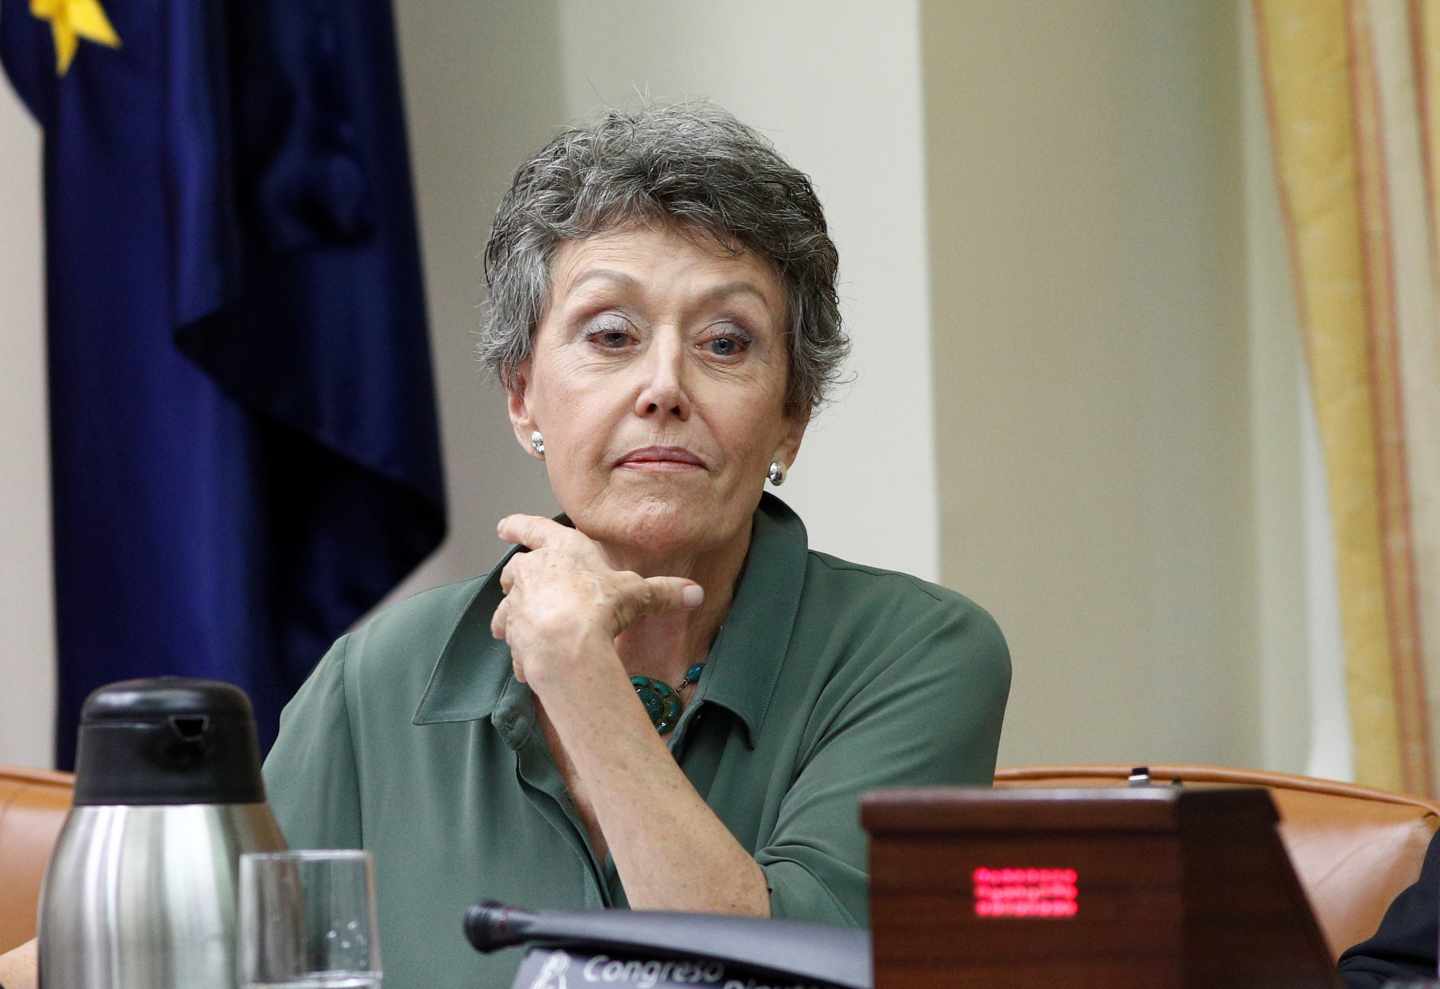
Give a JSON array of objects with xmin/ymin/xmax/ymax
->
[{"xmin": 972, "ymin": 867, "xmax": 1079, "ymax": 919}]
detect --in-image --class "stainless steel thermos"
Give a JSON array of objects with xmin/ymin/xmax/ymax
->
[{"xmin": 37, "ymin": 678, "xmax": 286, "ymax": 989}]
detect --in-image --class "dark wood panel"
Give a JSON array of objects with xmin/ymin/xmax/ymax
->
[
  {"xmin": 869, "ymin": 833, "xmax": 1182, "ymax": 890},
  {"xmin": 875, "ymin": 958, "xmax": 1180, "ymax": 989},
  {"xmin": 863, "ymin": 786, "xmax": 1188, "ymax": 833},
  {"xmin": 864, "ymin": 787, "xmax": 1340, "ymax": 989},
  {"xmin": 870, "ymin": 889, "xmax": 1183, "ymax": 960}
]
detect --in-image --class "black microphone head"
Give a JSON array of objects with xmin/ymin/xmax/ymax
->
[{"xmin": 464, "ymin": 900, "xmax": 533, "ymax": 953}]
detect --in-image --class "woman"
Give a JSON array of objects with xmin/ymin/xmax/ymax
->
[{"xmin": 0, "ymin": 102, "xmax": 1010, "ymax": 989}]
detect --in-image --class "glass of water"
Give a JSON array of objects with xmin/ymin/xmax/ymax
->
[{"xmin": 237, "ymin": 850, "xmax": 383, "ymax": 989}]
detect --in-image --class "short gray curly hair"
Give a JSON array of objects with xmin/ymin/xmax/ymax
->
[{"xmin": 478, "ymin": 101, "xmax": 848, "ymax": 417}]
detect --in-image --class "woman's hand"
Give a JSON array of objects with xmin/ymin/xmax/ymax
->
[
  {"xmin": 488, "ymin": 513, "xmax": 767, "ymax": 916},
  {"xmin": 491, "ymin": 515, "xmax": 703, "ymax": 690}
]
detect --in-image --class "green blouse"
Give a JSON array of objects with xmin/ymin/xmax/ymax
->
[{"xmin": 263, "ymin": 494, "xmax": 1010, "ymax": 989}]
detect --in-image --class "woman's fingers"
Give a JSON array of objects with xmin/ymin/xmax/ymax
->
[
  {"xmin": 666, "ymin": 578, "xmax": 706, "ymax": 611},
  {"xmin": 495, "ymin": 516, "xmax": 703, "ymax": 644},
  {"xmin": 490, "ymin": 599, "xmax": 527, "ymax": 682},
  {"xmin": 497, "ymin": 513, "xmax": 567, "ymax": 549},
  {"xmin": 610, "ymin": 575, "xmax": 704, "ymax": 631},
  {"xmin": 499, "ymin": 552, "xmax": 527, "ymax": 594}
]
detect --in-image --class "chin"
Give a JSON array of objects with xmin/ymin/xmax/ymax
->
[{"xmin": 576, "ymin": 491, "xmax": 748, "ymax": 562}]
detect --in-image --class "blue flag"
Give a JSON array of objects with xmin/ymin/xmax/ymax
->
[{"xmin": 1, "ymin": 0, "xmax": 447, "ymax": 768}]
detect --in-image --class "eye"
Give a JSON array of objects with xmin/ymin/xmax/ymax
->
[
  {"xmin": 583, "ymin": 315, "xmax": 636, "ymax": 350},
  {"xmin": 700, "ymin": 325, "xmax": 752, "ymax": 359}
]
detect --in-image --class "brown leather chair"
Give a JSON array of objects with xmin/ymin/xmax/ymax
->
[
  {"xmin": 995, "ymin": 763, "xmax": 1440, "ymax": 960},
  {"xmin": 0, "ymin": 766, "xmax": 73, "ymax": 953}
]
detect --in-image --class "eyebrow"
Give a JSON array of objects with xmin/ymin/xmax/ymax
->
[
  {"xmin": 695, "ymin": 280, "xmax": 773, "ymax": 309},
  {"xmin": 567, "ymin": 268, "xmax": 642, "ymax": 293},
  {"xmin": 565, "ymin": 269, "xmax": 773, "ymax": 310}
]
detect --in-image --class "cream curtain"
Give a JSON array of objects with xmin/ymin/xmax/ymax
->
[{"xmin": 1255, "ymin": 0, "xmax": 1440, "ymax": 795}]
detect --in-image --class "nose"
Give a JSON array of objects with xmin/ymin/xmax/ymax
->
[{"xmin": 633, "ymin": 332, "xmax": 691, "ymax": 421}]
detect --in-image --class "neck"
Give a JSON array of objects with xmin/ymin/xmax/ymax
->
[{"xmin": 599, "ymin": 518, "xmax": 752, "ymax": 684}]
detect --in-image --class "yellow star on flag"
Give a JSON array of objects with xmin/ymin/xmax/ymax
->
[{"xmin": 29, "ymin": 0, "xmax": 122, "ymax": 76}]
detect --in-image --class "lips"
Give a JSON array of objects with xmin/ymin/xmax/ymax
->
[{"xmin": 615, "ymin": 445, "xmax": 707, "ymax": 469}]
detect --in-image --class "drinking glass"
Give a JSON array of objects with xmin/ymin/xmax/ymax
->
[{"xmin": 237, "ymin": 850, "xmax": 383, "ymax": 989}]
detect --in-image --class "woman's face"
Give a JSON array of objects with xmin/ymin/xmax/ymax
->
[{"xmin": 507, "ymin": 223, "xmax": 806, "ymax": 563}]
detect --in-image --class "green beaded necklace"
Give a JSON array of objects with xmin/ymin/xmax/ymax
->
[{"xmin": 631, "ymin": 663, "xmax": 705, "ymax": 735}]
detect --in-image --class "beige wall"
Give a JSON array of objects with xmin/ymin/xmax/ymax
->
[
  {"xmin": 923, "ymin": 0, "xmax": 1266, "ymax": 768},
  {"xmin": 0, "ymin": 80, "xmax": 53, "ymax": 769}
]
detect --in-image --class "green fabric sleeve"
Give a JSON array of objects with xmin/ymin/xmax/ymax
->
[
  {"xmin": 758, "ymin": 602, "xmax": 1011, "ymax": 925},
  {"xmin": 262, "ymin": 634, "xmax": 364, "ymax": 851}
]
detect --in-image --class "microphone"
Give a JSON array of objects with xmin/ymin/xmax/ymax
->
[
  {"xmin": 463, "ymin": 901, "xmax": 537, "ymax": 952},
  {"xmin": 462, "ymin": 901, "xmax": 872, "ymax": 989}
]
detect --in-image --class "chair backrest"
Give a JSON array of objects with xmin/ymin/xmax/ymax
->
[
  {"xmin": 994, "ymin": 763, "xmax": 1440, "ymax": 960},
  {"xmin": 0, "ymin": 766, "xmax": 73, "ymax": 953}
]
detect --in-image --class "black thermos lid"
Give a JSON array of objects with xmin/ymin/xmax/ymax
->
[{"xmin": 72, "ymin": 677, "xmax": 267, "ymax": 806}]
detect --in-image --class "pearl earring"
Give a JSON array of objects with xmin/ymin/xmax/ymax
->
[
  {"xmin": 530, "ymin": 431, "xmax": 545, "ymax": 457},
  {"xmin": 767, "ymin": 461, "xmax": 786, "ymax": 486}
]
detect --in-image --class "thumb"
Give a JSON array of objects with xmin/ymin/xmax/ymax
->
[
  {"xmin": 611, "ymin": 574, "xmax": 705, "ymax": 633},
  {"xmin": 643, "ymin": 576, "xmax": 705, "ymax": 614}
]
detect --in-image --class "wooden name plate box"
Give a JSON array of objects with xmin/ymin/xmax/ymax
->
[{"xmin": 861, "ymin": 786, "xmax": 1339, "ymax": 989}]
